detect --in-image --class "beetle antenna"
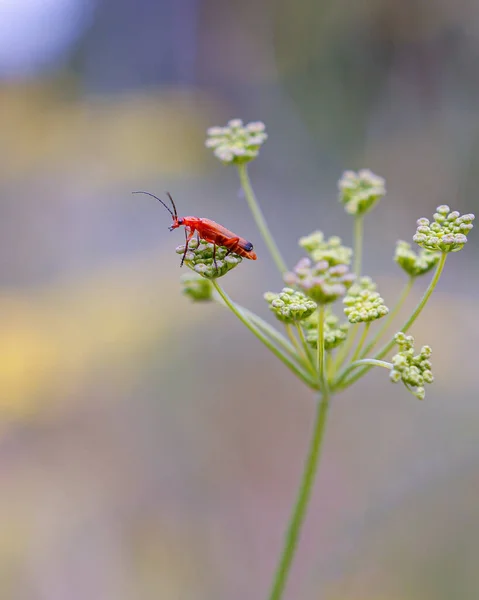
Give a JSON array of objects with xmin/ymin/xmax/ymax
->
[
  {"xmin": 132, "ymin": 191, "xmax": 174, "ymax": 218},
  {"xmin": 166, "ymin": 192, "xmax": 178, "ymax": 219}
]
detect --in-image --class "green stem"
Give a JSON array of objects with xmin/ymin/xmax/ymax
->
[
  {"xmin": 350, "ymin": 322, "xmax": 370, "ymax": 364},
  {"xmin": 267, "ymin": 391, "xmax": 330, "ymax": 600},
  {"xmin": 285, "ymin": 324, "xmax": 303, "ymax": 357},
  {"xmin": 247, "ymin": 310, "xmax": 297, "ymax": 356},
  {"xmin": 339, "ymin": 252, "xmax": 447, "ymax": 390},
  {"xmin": 212, "ymin": 281, "xmax": 317, "ymax": 389},
  {"xmin": 360, "ymin": 277, "xmax": 414, "ymax": 359},
  {"xmin": 396, "ymin": 252, "xmax": 447, "ymax": 335},
  {"xmin": 213, "ymin": 292, "xmax": 297, "ymax": 359},
  {"xmin": 354, "ymin": 215, "xmax": 364, "ymax": 276},
  {"xmin": 332, "ymin": 323, "xmax": 359, "ymax": 375},
  {"xmin": 295, "ymin": 323, "xmax": 316, "ymax": 371},
  {"xmin": 215, "ymin": 292, "xmax": 318, "ymax": 379},
  {"xmin": 326, "ymin": 351, "xmax": 335, "ymax": 380},
  {"xmin": 338, "ymin": 358, "xmax": 392, "ymax": 382},
  {"xmin": 236, "ymin": 305, "xmax": 316, "ymax": 378},
  {"xmin": 317, "ymin": 305, "xmax": 328, "ymax": 393},
  {"xmin": 237, "ymin": 163, "xmax": 288, "ymax": 274},
  {"xmin": 285, "ymin": 324, "xmax": 316, "ymax": 377}
]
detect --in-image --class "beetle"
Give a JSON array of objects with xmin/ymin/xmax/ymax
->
[{"xmin": 133, "ymin": 191, "xmax": 257, "ymax": 267}]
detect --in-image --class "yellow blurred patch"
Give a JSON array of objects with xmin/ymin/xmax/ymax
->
[
  {"xmin": 0, "ymin": 253, "xmax": 216, "ymax": 419},
  {"xmin": 0, "ymin": 297, "xmax": 59, "ymax": 418},
  {"xmin": 0, "ymin": 81, "xmax": 228, "ymax": 183}
]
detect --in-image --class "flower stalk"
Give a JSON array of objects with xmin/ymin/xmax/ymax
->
[
  {"xmin": 237, "ymin": 163, "xmax": 288, "ymax": 274},
  {"xmin": 354, "ymin": 215, "xmax": 363, "ymax": 276}
]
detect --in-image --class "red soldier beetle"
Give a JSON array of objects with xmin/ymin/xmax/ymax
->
[{"xmin": 134, "ymin": 191, "xmax": 257, "ymax": 268}]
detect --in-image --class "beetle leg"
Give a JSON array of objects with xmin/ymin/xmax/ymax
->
[
  {"xmin": 213, "ymin": 243, "xmax": 218, "ymax": 270},
  {"xmin": 181, "ymin": 228, "xmax": 195, "ymax": 267},
  {"xmin": 223, "ymin": 237, "xmax": 240, "ymax": 259}
]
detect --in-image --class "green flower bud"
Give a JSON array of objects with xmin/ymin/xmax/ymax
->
[
  {"xmin": 303, "ymin": 311, "xmax": 349, "ymax": 350},
  {"xmin": 394, "ymin": 240, "xmax": 440, "ymax": 277},
  {"xmin": 176, "ymin": 238, "xmax": 242, "ymax": 279},
  {"xmin": 180, "ymin": 273, "xmax": 214, "ymax": 302},
  {"xmin": 299, "ymin": 231, "xmax": 353, "ymax": 265},
  {"xmin": 338, "ymin": 169, "xmax": 386, "ymax": 216},
  {"xmin": 205, "ymin": 119, "xmax": 268, "ymax": 165},
  {"xmin": 284, "ymin": 257, "xmax": 355, "ymax": 305},
  {"xmin": 264, "ymin": 288, "xmax": 317, "ymax": 323},
  {"xmin": 413, "ymin": 205, "xmax": 475, "ymax": 253},
  {"xmin": 350, "ymin": 276, "xmax": 377, "ymax": 291},
  {"xmin": 390, "ymin": 333, "xmax": 433, "ymax": 400},
  {"xmin": 343, "ymin": 277, "xmax": 389, "ymax": 323}
]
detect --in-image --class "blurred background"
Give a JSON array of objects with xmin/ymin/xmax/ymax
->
[{"xmin": 1, "ymin": 0, "xmax": 478, "ymax": 598}]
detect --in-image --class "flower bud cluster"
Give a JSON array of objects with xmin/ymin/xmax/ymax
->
[
  {"xmin": 264, "ymin": 288, "xmax": 317, "ymax": 323},
  {"xmin": 413, "ymin": 205, "xmax": 475, "ymax": 253},
  {"xmin": 390, "ymin": 332, "xmax": 433, "ymax": 400},
  {"xmin": 284, "ymin": 257, "xmax": 355, "ymax": 305},
  {"xmin": 338, "ymin": 169, "xmax": 386, "ymax": 216},
  {"xmin": 176, "ymin": 239, "xmax": 242, "ymax": 279},
  {"xmin": 180, "ymin": 273, "xmax": 214, "ymax": 301},
  {"xmin": 394, "ymin": 240, "xmax": 440, "ymax": 277},
  {"xmin": 205, "ymin": 119, "xmax": 268, "ymax": 165},
  {"xmin": 343, "ymin": 277, "xmax": 389, "ymax": 323},
  {"xmin": 299, "ymin": 231, "xmax": 352, "ymax": 265}
]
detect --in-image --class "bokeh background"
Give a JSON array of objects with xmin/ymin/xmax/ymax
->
[{"xmin": 1, "ymin": 0, "xmax": 479, "ymax": 598}]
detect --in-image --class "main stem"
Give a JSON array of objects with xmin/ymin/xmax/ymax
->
[
  {"xmin": 267, "ymin": 392, "xmax": 330, "ymax": 600},
  {"xmin": 237, "ymin": 163, "xmax": 288, "ymax": 274},
  {"xmin": 268, "ymin": 305, "xmax": 330, "ymax": 600}
]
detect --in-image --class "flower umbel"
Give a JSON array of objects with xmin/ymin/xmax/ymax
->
[
  {"xmin": 264, "ymin": 288, "xmax": 317, "ymax": 323},
  {"xmin": 338, "ymin": 169, "xmax": 386, "ymax": 216},
  {"xmin": 284, "ymin": 257, "xmax": 355, "ymax": 304},
  {"xmin": 161, "ymin": 118, "xmax": 476, "ymax": 600},
  {"xmin": 394, "ymin": 240, "xmax": 440, "ymax": 277},
  {"xmin": 299, "ymin": 231, "xmax": 353, "ymax": 265},
  {"xmin": 390, "ymin": 332, "xmax": 433, "ymax": 400},
  {"xmin": 205, "ymin": 119, "xmax": 268, "ymax": 165},
  {"xmin": 180, "ymin": 273, "xmax": 214, "ymax": 302},
  {"xmin": 413, "ymin": 205, "xmax": 475, "ymax": 253},
  {"xmin": 343, "ymin": 277, "xmax": 389, "ymax": 323},
  {"xmin": 176, "ymin": 239, "xmax": 242, "ymax": 279}
]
